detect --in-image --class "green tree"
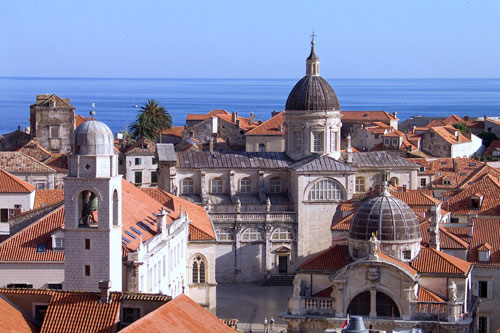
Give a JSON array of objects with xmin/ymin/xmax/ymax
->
[
  {"xmin": 452, "ymin": 123, "xmax": 471, "ymax": 133},
  {"xmin": 128, "ymin": 99, "xmax": 172, "ymax": 141},
  {"xmin": 478, "ymin": 131, "xmax": 498, "ymax": 148}
]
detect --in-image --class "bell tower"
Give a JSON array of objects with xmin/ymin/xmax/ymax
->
[{"xmin": 63, "ymin": 107, "xmax": 123, "ymax": 292}]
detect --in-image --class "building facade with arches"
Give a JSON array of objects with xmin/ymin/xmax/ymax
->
[{"xmin": 157, "ymin": 38, "xmax": 420, "ymax": 282}]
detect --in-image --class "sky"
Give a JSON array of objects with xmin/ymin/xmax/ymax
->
[{"xmin": 1, "ymin": 0, "xmax": 499, "ymax": 79}]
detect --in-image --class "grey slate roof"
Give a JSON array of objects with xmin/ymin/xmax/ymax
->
[
  {"xmin": 176, "ymin": 151, "xmax": 292, "ymax": 169},
  {"xmin": 156, "ymin": 144, "xmax": 176, "ymax": 163},
  {"xmin": 352, "ymin": 151, "xmax": 420, "ymax": 169},
  {"xmin": 285, "ymin": 76, "xmax": 340, "ymax": 111},
  {"xmin": 289, "ymin": 154, "xmax": 357, "ymax": 172}
]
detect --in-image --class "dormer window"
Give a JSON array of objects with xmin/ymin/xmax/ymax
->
[
  {"xmin": 478, "ymin": 246, "xmax": 491, "ymax": 262},
  {"xmin": 442, "ymin": 179, "xmax": 451, "ymax": 185},
  {"xmin": 471, "ymin": 195, "xmax": 483, "ymax": 209},
  {"xmin": 51, "ymin": 229, "xmax": 65, "ymax": 250},
  {"xmin": 419, "ymin": 166, "xmax": 425, "ymax": 172},
  {"xmin": 384, "ymin": 138, "xmax": 390, "ymax": 146}
]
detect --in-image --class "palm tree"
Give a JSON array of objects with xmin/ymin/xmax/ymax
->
[
  {"xmin": 129, "ymin": 112, "xmax": 157, "ymax": 141},
  {"xmin": 128, "ymin": 99, "xmax": 172, "ymax": 141}
]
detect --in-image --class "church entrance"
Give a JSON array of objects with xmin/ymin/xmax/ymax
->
[{"xmin": 278, "ymin": 255, "xmax": 288, "ymax": 274}]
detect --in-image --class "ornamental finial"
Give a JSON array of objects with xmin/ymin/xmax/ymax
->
[{"xmin": 90, "ymin": 102, "xmax": 96, "ymax": 118}]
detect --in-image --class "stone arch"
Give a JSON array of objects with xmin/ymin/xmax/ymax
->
[
  {"xmin": 271, "ymin": 227, "xmax": 294, "ymax": 241},
  {"xmin": 304, "ymin": 177, "xmax": 346, "ymax": 201},
  {"xmin": 72, "ymin": 188, "xmax": 103, "ymax": 228},
  {"xmin": 241, "ymin": 227, "xmax": 264, "ymax": 242},
  {"xmin": 346, "ymin": 289, "xmax": 401, "ymax": 318},
  {"xmin": 190, "ymin": 253, "xmax": 208, "ymax": 284}
]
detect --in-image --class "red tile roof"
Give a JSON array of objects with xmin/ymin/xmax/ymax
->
[
  {"xmin": 0, "ymin": 169, "xmax": 35, "ymax": 193},
  {"xmin": 298, "ymin": 244, "xmax": 350, "ymax": 271},
  {"xmin": 417, "ymin": 286, "xmax": 445, "ymax": 302},
  {"xmin": 186, "ymin": 110, "xmax": 230, "ymax": 121},
  {"xmin": 443, "ymin": 175, "xmax": 500, "ymax": 215},
  {"xmin": 331, "ymin": 213, "xmax": 353, "ymax": 231},
  {"xmin": 419, "ymin": 221, "xmax": 469, "ymax": 249},
  {"xmin": 377, "ymin": 252, "xmax": 418, "ymax": 276},
  {"xmin": 119, "ymin": 294, "xmax": 233, "ymax": 333},
  {"xmin": 430, "ymin": 126, "xmax": 471, "ymax": 144},
  {"xmin": 245, "ymin": 111, "xmax": 285, "ymax": 136},
  {"xmin": 43, "ymin": 154, "xmax": 68, "ymax": 173},
  {"xmin": 15, "ymin": 140, "xmax": 52, "ymax": 162},
  {"xmin": 485, "ymin": 140, "xmax": 500, "ymax": 156},
  {"xmin": 75, "ymin": 114, "xmax": 92, "ymax": 127},
  {"xmin": 217, "ymin": 113, "xmax": 259, "ymax": 131},
  {"xmin": 0, "ymin": 295, "xmax": 39, "ymax": 332},
  {"xmin": 341, "ymin": 111, "xmax": 396, "ymax": 123},
  {"xmin": 33, "ymin": 189, "xmax": 64, "ymax": 209},
  {"xmin": 122, "ymin": 137, "xmax": 156, "ymax": 155},
  {"xmin": 390, "ymin": 190, "xmax": 440, "ymax": 207},
  {"xmin": 142, "ymin": 188, "xmax": 215, "ymax": 241},
  {"xmin": 410, "ymin": 247, "xmax": 471, "ymax": 275},
  {"xmin": 0, "ymin": 152, "xmax": 56, "ymax": 173},
  {"xmin": 161, "ymin": 126, "xmax": 184, "ymax": 138}
]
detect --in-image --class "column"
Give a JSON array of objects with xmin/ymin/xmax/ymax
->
[
  {"xmin": 200, "ymin": 171, "xmax": 207, "ymax": 203},
  {"xmin": 234, "ymin": 226, "xmax": 242, "ymax": 276},
  {"xmin": 265, "ymin": 225, "xmax": 273, "ymax": 272},
  {"xmin": 369, "ymin": 287, "xmax": 377, "ymax": 319}
]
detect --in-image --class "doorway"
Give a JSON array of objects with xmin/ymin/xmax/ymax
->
[{"xmin": 278, "ymin": 255, "xmax": 288, "ymax": 274}]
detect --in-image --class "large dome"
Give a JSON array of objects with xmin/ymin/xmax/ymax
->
[
  {"xmin": 285, "ymin": 76, "xmax": 340, "ymax": 111},
  {"xmin": 72, "ymin": 120, "xmax": 114, "ymax": 155},
  {"xmin": 349, "ymin": 190, "xmax": 421, "ymax": 242}
]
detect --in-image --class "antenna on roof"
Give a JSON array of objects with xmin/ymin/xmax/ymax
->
[{"xmin": 90, "ymin": 102, "xmax": 96, "ymax": 118}]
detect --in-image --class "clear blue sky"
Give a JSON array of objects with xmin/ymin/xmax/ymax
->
[{"xmin": 1, "ymin": 0, "xmax": 499, "ymax": 78}]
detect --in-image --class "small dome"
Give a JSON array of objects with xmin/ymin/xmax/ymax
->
[
  {"xmin": 285, "ymin": 76, "xmax": 340, "ymax": 111},
  {"xmin": 349, "ymin": 190, "xmax": 421, "ymax": 242},
  {"xmin": 72, "ymin": 120, "xmax": 114, "ymax": 155}
]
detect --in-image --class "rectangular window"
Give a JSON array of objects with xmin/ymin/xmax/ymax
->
[
  {"xmin": 49, "ymin": 126, "xmax": 60, "ymax": 138},
  {"xmin": 135, "ymin": 171, "xmax": 142, "ymax": 184},
  {"xmin": 392, "ymin": 138, "xmax": 398, "ymax": 145},
  {"xmin": 313, "ymin": 132, "xmax": 323, "ymax": 152},
  {"xmin": 36, "ymin": 183, "xmax": 45, "ymax": 190},
  {"xmin": 85, "ymin": 238, "xmax": 90, "ymax": 250},
  {"xmin": 402, "ymin": 250, "xmax": 411, "ymax": 259},
  {"xmin": 294, "ymin": 132, "xmax": 303, "ymax": 152},
  {"xmin": 478, "ymin": 281, "xmax": 488, "ymax": 298},
  {"xmin": 375, "ymin": 134, "xmax": 380, "ymax": 139},
  {"xmin": 419, "ymin": 166, "xmax": 425, "ymax": 172},
  {"xmin": 84, "ymin": 265, "xmax": 91, "ymax": 276},
  {"xmin": 34, "ymin": 305, "xmax": 48, "ymax": 324},
  {"xmin": 450, "ymin": 217, "xmax": 459, "ymax": 223},
  {"xmin": 134, "ymin": 158, "xmax": 142, "ymax": 165},
  {"xmin": 48, "ymin": 283, "xmax": 62, "ymax": 290},
  {"xmin": 54, "ymin": 238, "xmax": 64, "ymax": 249},
  {"xmin": 355, "ymin": 177, "xmax": 365, "ymax": 193},
  {"xmin": 152, "ymin": 157, "xmax": 157, "ymax": 165},
  {"xmin": 151, "ymin": 171, "xmax": 158, "ymax": 184},
  {"xmin": 122, "ymin": 308, "xmax": 141, "ymax": 325},
  {"xmin": 471, "ymin": 198, "xmax": 481, "ymax": 209},
  {"xmin": 420, "ymin": 178, "xmax": 427, "ymax": 187},
  {"xmin": 479, "ymin": 316, "xmax": 488, "ymax": 333},
  {"xmin": 0, "ymin": 209, "xmax": 8, "ymax": 222},
  {"xmin": 384, "ymin": 138, "xmax": 390, "ymax": 145}
]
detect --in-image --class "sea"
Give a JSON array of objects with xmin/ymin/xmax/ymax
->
[{"xmin": 0, "ymin": 77, "xmax": 499, "ymax": 135}]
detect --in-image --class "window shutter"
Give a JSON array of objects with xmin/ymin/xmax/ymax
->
[
  {"xmin": 472, "ymin": 281, "xmax": 479, "ymax": 296},
  {"xmin": 487, "ymin": 281, "xmax": 493, "ymax": 299}
]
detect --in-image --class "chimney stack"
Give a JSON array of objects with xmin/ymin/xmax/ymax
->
[
  {"xmin": 346, "ymin": 135, "xmax": 353, "ymax": 164},
  {"xmin": 231, "ymin": 111, "xmax": 237, "ymax": 123},
  {"xmin": 157, "ymin": 208, "xmax": 168, "ymax": 234},
  {"xmin": 209, "ymin": 138, "xmax": 214, "ymax": 153},
  {"xmin": 99, "ymin": 280, "xmax": 111, "ymax": 303},
  {"xmin": 429, "ymin": 205, "xmax": 440, "ymax": 250},
  {"xmin": 392, "ymin": 112, "xmax": 397, "ymax": 119}
]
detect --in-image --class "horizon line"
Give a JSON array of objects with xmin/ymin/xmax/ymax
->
[{"xmin": 1, "ymin": 76, "xmax": 500, "ymax": 80}]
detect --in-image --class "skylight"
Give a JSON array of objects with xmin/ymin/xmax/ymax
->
[{"xmin": 37, "ymin": 244, "xmax": 46, "ymax": 253}]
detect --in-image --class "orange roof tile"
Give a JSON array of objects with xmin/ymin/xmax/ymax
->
[
  {"xmin": 119, "ymin": 294, "xmax": 233, "ymax": 333},
  {"xmin": 341, "ymin": 111, "xmax": 396, "ymax": 123},
  {"xmin": 0, "ymin": 295, "xmax": 39, "ymax": 332},
  {"xmin": 298, "ymin": 244, "xmax": 350, "ymax": 271},
  {"xmin": 430, "ymin": 126, "xmax": 470, "ymax": 144},
  {"xmin": 43, "ymin": 154, "xmax": 68, "ymax": 173},
  {"xmin": 417, "ymin": 286, "xmax": 445, "ymax": 302},
  {"xmin": 0, "ymin": 152, "xmax": 56, "ymax": 173},
  {"xmin": 75, "ymin": 114, "xmax": 92, "ymax": 127},
  {"xmin": 391, "ymin": 190, "xmax": 440, "ymax": 207},
  {"xmin": 33, "ymin": 189, "xmax": 64, "ymax": 209},
  {"xmin": 377, "ymin": 252, "xmax": 418, "ymax": 276},
  {"xmin": 443, "ymin": 115, "xmax": 464, "ymax": 124},
  {"xmin": 478, "ymin": 242, "xmax": 492, "ymax": 251},
  {"xmin": 122, "ymin": 137, "xmax": 156, "ymax": 154},
  {"xmin": 245, "ymin": 111, "xmax": 285, "ymax": 136},
  {"xmin": 332, "ymin": 213, "xmax": 353, "ymax": 231},
  {"xmin": 0, "ymin": 169, "xmax": 35, "ymax": 193},
  {"xmin": 142, "ymin": 188, "xmax": 215, "ymax": 241},
  {"xmin": 485, "ymin": 140, "xmax": 500, "ymax": 156},
  {"xmin": 411, "ymin": 247, "xmax": 471, "ymax": 275},
  {"xmin": 15, "ymin": 140, "xmax": 52, "ymax": 162},
  {"xmin": 419, "ymin": 221, "xmax": 468, "ymax": 249},
  {"xmin": 443, "ymin": 175, "xmax": 500, "ymax": 215},
  {"xmin": 217, "ymin": 113, "xmax": 259, "ymax": 131},
  {"xmin": 161, "ymin": 126, "xmax": 184, "ymax": 138},
  {"xmin": 186, "ymin": 110, "xmax": 230, "ymax": 121}
]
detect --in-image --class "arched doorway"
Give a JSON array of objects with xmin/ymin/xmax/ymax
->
[{"xmin": 347, "ymin": 291, "xmax": 400, "ymax": 317}]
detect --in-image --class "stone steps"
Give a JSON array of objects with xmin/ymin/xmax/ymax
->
[{"xmin": 255, "ymin": 274, "xmax": 295, "ymax": 286}]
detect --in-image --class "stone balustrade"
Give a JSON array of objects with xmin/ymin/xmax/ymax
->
[
  {"xmin": 209, "ymin": 212, "xmax": 297, "ymax": 223},
  {"xmin": 411, "ymin": 301, "xmax": 464, "ymax": 322}
]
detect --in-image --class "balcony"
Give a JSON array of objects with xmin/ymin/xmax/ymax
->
[{"xmin": 209, "ymin": 212, "xmax": 297, "ymax": 224}]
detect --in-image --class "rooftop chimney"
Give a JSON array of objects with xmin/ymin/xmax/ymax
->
[
  {"xmin": 157, "ymin": 208, "xmax": 168, "ymax": 234},
  {"xmin": 429, "ymin": 205, "xmax": 440, "ymax": 250},
  {"xmin": 402, "ymin": 185, "xmax": 407, "ymax": 192},
  {"xmin": 209, "ymin": 138, "xmax": 214, "ymax": 153},
  {"xmin": 98, "ymin": 280, "xmax": 111, "ymax": 303},
  {"xmin": 249, "ymin": 112, "xmax": 255, "ymax": 125},
  {"xmin": 392, "ymin": 112, "xmax": 397, "ymax": 118},
  {"xmin": 231, "ymin": 111, "xmax": 237, "ymax": 123},
  {"xmin": 271, "ymin": 110, "xmax": 280, "ymax": 117}
]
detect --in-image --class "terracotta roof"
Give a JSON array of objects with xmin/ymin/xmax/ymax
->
[
  {"xmin": 417, "ymin": 286, "xmax": 445, "ymax": 302},
  {"xmin": 410, "ymin": 247, "xmax": 471, "ymax": 275},
  {"xmin": 0, "ymin": 152, "xmax": 56, "ymax": 173},
  {"xmin": 186, "ymin": 110, "xmax": 230, "ymax": 121},
  {"xmin": 33, "ymin": 189, "xmax": 64, "ymax": 209},
  {"xmin": 119, "ymin": 294, "xmax": 233, "ymax": 333},
  {"xmin": 419, "ymin": 221, "xmax": 469, "ymax": 249},
  {"xmin": 33, "ymin": 94, "xmax": 74, "ymax": 109},
  {"xmin": 217, "ymin": 113, "xmax": 259, "ymax": 131},
  {"xmin": 391, "ymin": 190, "xmax": 440, "ymax": 207},
  {"xmin": 478, "ymin": 242, "xmax": 492, "ymax": 251},
  {"xmin": 15, "ymin": 140, "xmax": 52, "ymax": 162},
  {"xmin": 313, "ymin": 286, "xmax": 333, "ymax": 298},
  {"xmin": 298, "ymin": 244, "xmax": 350, "ymax": 271},
  {"xmin": 458, "ymin": 164, "xmax": 500, "ymax": 189},
  {"xmin": 161, "ymin": 126, "xmax": 184, "ymax": 138},
  {"xmin": 142, "ymin": 188, "xmax": 215, "ymax": 241},
  {"xmin": 245, "ymin": 112, "xmax": 285, "ymax": 136},
  {"xmin": 341, "ymin": 111, "xmax": 396, "ymax": 123},
  {"xmin": 75, "ymin": 114, "xmax": 92, "ymax": 127},
  {"xmin": 0, "ymin": 205, "xmax": 65, "ymax": 262},
  {"xmin": 122, "ymin": 137, "xmax": 156, "ymax": 154},
  {"xmin": 331, "ymin": 213, "xmax": 353, "ymax": 231},
  {"xmin": 0, "ymin": 295, "xmax": 39, "ymax": 332},
  {"xmin": 0, "ymin": 169, "xmax": 35, "ymax": 193},
  {"xmin": 443, "ymin": 175, "xmax": 500, "ymax": 215},
  {"xmin": 485, "ymin": 140, "xmax": 500, "ymax": 156},
  {"xmin": 443, "ymin": 115, "xmax": 464, "ymax": 124},
  {"xmin": 377, "ymin": 252, "xmax": 418, "ymax": 276},
  {"xmin": 430, "ymin": 126, "xmax": 470, "ymax": 144}
]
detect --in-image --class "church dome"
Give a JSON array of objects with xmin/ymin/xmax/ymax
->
[
  {"xmin": 349, "ymin": 189, "xmax": 421, "ymax": 242},
  {"xmin": 285, "ymin": 76, "xmax": 340, "ymax": 111},
  {"xmin": 72, "ymin": 120, "xmax": 114, "ymax": 155}
]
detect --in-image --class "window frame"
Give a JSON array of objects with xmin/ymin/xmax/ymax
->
[
  {"xmin": 312, "ymin": 132, "xmax": 323, "ymax": 152},
  {"xmin": 211, "ymin": 177, "xmax": 223, "ymax": 194},
  {"xmin": 355, "ymin": 177, "xmax": 365, "ymax": 193},
  {"xmin": 134, "ymin": 171, "xmax": 142, "ymax": 184},
  {"xmin": 240, "ymin": 177, "xmax": 252, "ymax": 193},
  {"xmin": 270, "ymin": 177, "xmax": 282, "ymax": 193},
  {"xmin": 134, "ymin": 157, "xmax": 142, "ymax": 166},
  {"xmin": 182, "ymin": 178, "xmax": 194, "ymax": 194},
  {"xmin": 420, "ymin": 178, "xmax": 427, "ymax": 187},
  {"xmin": 192, "ymin": 255, "xmax": 207, "ymax": 284},
  {"xmin": 271, "ymin": 228, "xmax": 293, "ymax": 241},
  {"xmin": 307, "ymin": 179, "xmax": 344, "ymax": 202},
  {"xmin": 241, "ymin": 228, "xmax": 263, "ymax": 242},
  {"xmin": 49, "ymin": 125, "xmax": 60, "ymax": 139},
  {"xmin": 215, "ymin": 228, "xmax": 234, "ymax": 241},
  {"xmin": 294, "ymin": 132, "xmax": 303, "ymax": 152}
]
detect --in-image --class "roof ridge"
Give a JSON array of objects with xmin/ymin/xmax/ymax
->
[
  {"xmin": 438, "ymin": 227, "xmax": 469, "ymax": 248},
  {"xmin": 0, "ymin": 151, "xmax": 57, "ymax": 173},
  {"xmin": 0, "ymin": 169, "xmax": 36, "ymax": 192},
  {"xmin": 428, "ymin": 247, "xmax": 470, "ymax": 273}
]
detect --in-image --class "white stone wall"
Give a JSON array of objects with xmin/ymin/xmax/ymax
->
[
  {"xmin": 0, "ymin": 263, "xmax": 64, "ymax": 288},
  {"xmin": 188, "ymin": 242, "xmax": 217, "ymax": 313},
  {"xmin": 450, "ymin": 134, "xmax": 482, "ymax": 158},
  {"xmin": 0, "ymin": 192, "xmax": 35, "ymax": 234},
  {"xmin": 246, "ymin": 135, "xmax": 285, "ymax": 152},
  {"xmin": 125, "ymin": 154, "xmax": 158, "ymax": 187}
]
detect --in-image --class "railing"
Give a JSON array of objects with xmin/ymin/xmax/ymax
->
[
  {"xmin": 302, "ymin": 297, "xmax": 335, "ymax": 315},
  {"xmin": 209, "ymin": 212, "xmax": 297, "ymax": 223},
  {"xmin": 411, "ymin": 302, "xmax": 448, "ymax": 321}
]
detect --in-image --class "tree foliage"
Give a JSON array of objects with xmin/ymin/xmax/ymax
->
[
  {"xmin": 128, "ymin": 99, "xmax": 172, "ymax": 141},
  {"xmin": 478, "ymin": 131, "xmax": 498, "ymax": 148},
  {"xmin": 452, "ymin": 123, "xmax": 471, "ymax": 133}
]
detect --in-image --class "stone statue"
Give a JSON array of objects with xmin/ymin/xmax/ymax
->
[
  {"xmin": 449, "ymin": 280, "xmax": 457, "ymax": 302},
  {"xmin": 293, "ymin": 276, "xmax": 302, "ymax": 297},
  {"xmin": 369, "ymin": 232, "xmax": 380, "ymax": 258},
  {"xmin": 266, "ymin": 197, "xmax": 271, "ymax": 212},
  {"xmin": 236, "ymin": 197, "xmax": 241, "ymax": 213}
]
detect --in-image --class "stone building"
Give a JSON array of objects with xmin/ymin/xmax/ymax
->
[
  {"xmin": 281, "ymin": 188, "xmax": 477, "ymax": 332},
  {"xmin": 119, "ymin": 137, "xmax": 158, "ymax": 187},
  {"xmin": 30, "ymin": 94, "xmax": 77, "ymax": 154},
  {"xmin": 156, "ymin": 38, "xmax": 420, "ymax": 283}
]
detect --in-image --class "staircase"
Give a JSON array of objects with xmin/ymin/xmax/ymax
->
[{"xmin": 255, "ymin": 274, "xmax": 295, "ymax": 286}]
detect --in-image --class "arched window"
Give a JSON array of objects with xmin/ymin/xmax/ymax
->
[
  {"xmin": 258, "ymin": 143, "xmax": 266, "ymax": 152},
  {"xmin": 307, "ymin": 179, "xmax": 343, "ymax": 201},
  {"xmin": 112, "ymin": 190, "xmax": 119, "ymax": 226},
  {"xmin": 182, "ymin": 178, "xmax": 194, "ymax": 194},
  {"xmin": 389, "ymin": 177, "xmax": 399, "ymax": 186},
  {"xmin": 216, "ymin": 228, "xmax": 234, "ymax": 241},
  {"xmin": 347, "ymin": 291, "xmax": 400, "ymax": 317},
  {"xmin": 192, "ymin": 255, "xmax": 206, "ymax": 284},
  {"xmin": 78, "ymin": 190, "xmax": 98, "ymax": 227},
  {"xmin": 270, "ymin": 177, "xmax": 281, "ymax": 193},
  {"xmin": 241, "ymin": 228, "xmax": 263, "ymax": 241},
  {"xmin": 271, "ymin": 228, "xmax": 293, "ymax": 241},
  {"xmin": 240, "ymin": 177, "xmax": 252, "ymax": 193},
  {"xmin": 355, "ymin": 177, "xmax": 365, "ymax": 193},
  {"xmin": 211, "ymin": 178, "xmax": 223, "ymax": 194}
]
